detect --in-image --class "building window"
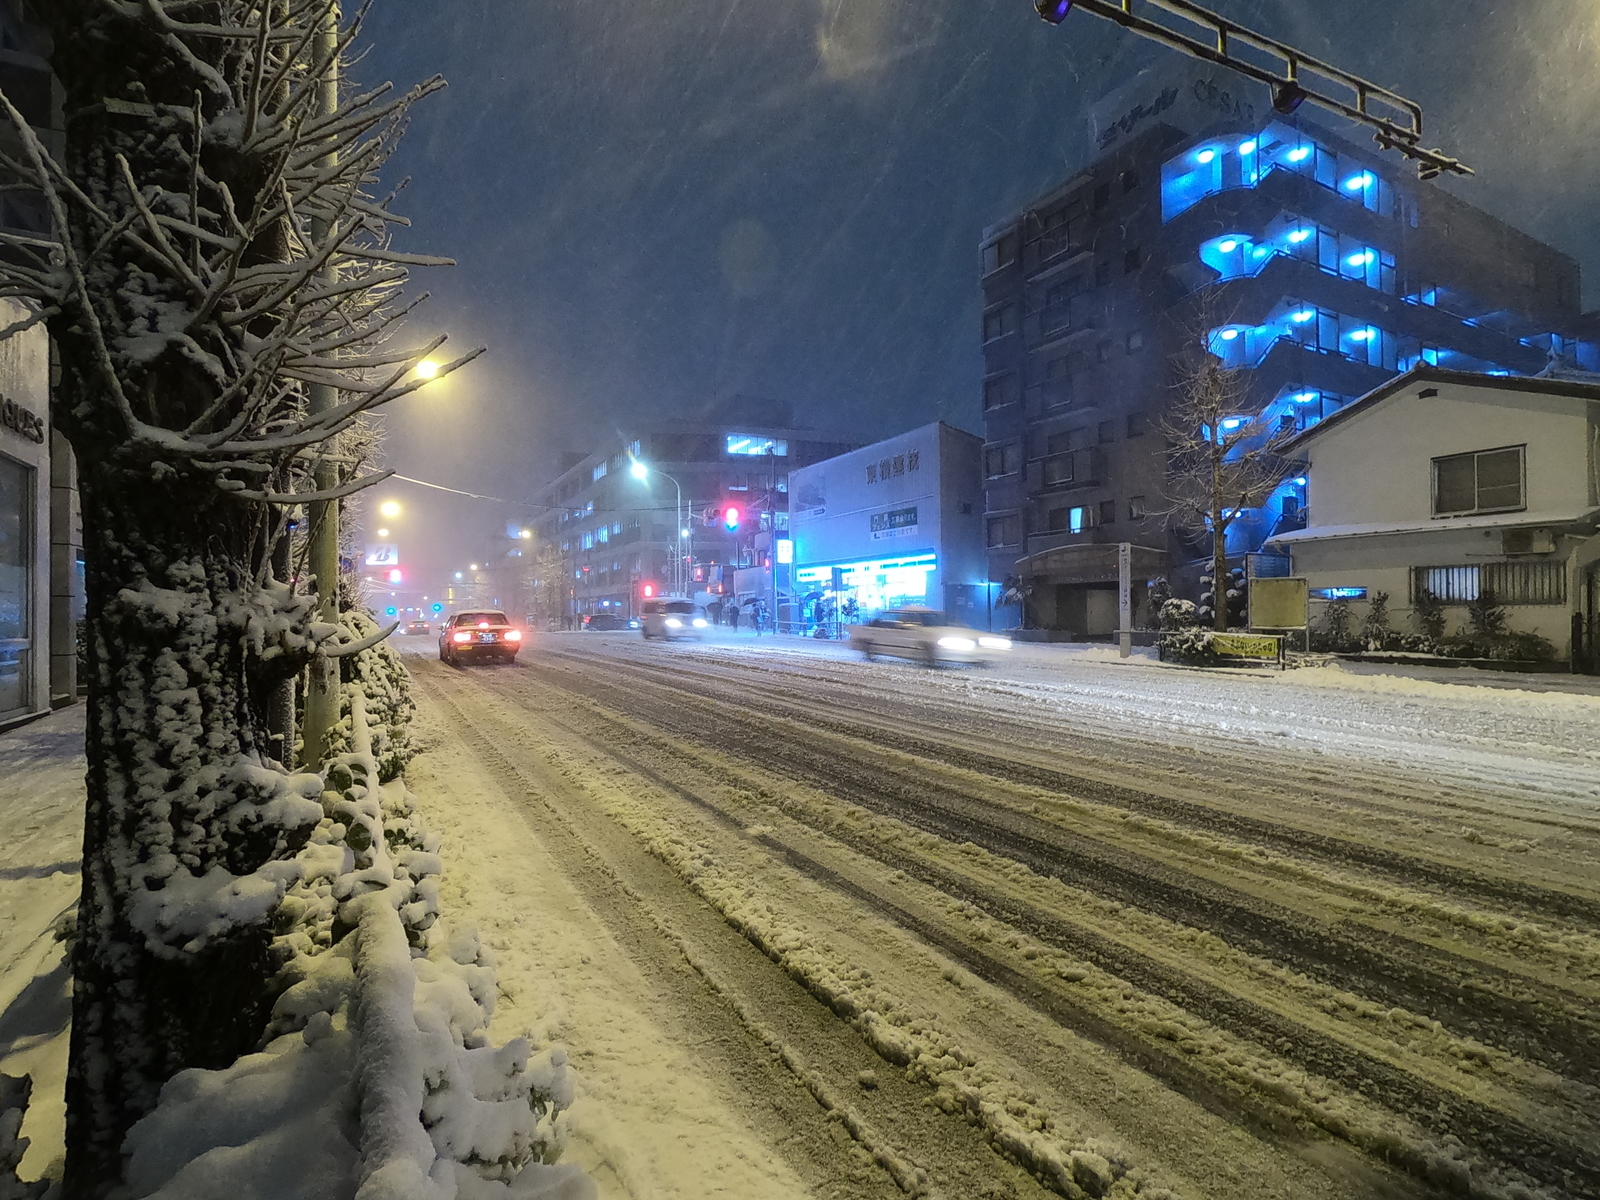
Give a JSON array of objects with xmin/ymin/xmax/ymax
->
[
  {"xmin": 1124, "ymin": 246, "xmax": 1143, "ymax": 273},
  {"xmin": 1098, "ymin": 499, "xmax": 1117, "ymax": 525},
  {"xmin": 1094, "ymin": 259, "xmax": 1112, "ymax": 288},
  {"xmin": 982, "ymin": 232, "xmax": 1019, "ymax": 274},
  {"xmin": 983, "ymin": 304, "xmax": 1016, "ymax": 342},
  {"xmin": 1126, "ymin": 411, "xmax": 1147, "ymax": 437},
  {"xmin": 987, "ymin": 514, "xmax": 1021, "ymax": 547},
  {"xmin": 984, "ymin": 444, "xmax": 1020, "ymax": 478},
  {"xmin": 983, "ymin": 374, "xmax": 1018, "ymax": 410},
  {"xmin": 1412, "ymin": 561, "xmax": 1565, "ymax": 605},
  {"xmin": 592, "ymin": 461, "xmax": 608, "ymax": 481},
  {"xmin": 1046, "ymin": 505, "xmax": 1094, "ymax": 533},
  {"xmin": 1128, "ymin": 494, "xmax": 1147, "ymax": 519},
  {"xmin": 1432, "ymin": 446, "xmax": 1524, "ymax": 516},
  {"xmin": 1125, "ymin": 330, "xmax": 1144, "ymax": 353},
  {"xmin": 1097, "ymin": 420, "xmax": 1116, "ymax": 444},
  {"xmin": 726, "ymin": 434, "xmax": 788, "ymax": 456}
]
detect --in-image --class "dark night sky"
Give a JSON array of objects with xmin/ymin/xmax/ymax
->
[{"xmin": 353, "ymin": 0, "xmax": 1600, "ymax": 590}]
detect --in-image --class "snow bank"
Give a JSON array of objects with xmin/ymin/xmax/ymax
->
[{"xmin": 119, "ymin": 696, "xmax": 593, "ymax": 1200}]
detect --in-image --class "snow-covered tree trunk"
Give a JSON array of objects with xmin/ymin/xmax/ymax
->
[
  {"xmin": 65, "ymin": 468, "xmax": 321, "ymax": 1196},
  {"xmin": 0, "ymin": 3, "xmax": 467, "ymax": 1193}
]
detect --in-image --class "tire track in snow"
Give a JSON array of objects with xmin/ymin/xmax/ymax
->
[
  {"xmin": 522, "ymin": 653, "xmax": 1600, "ymax": 1092},
  {"xmin": 478, "ymin": 661, "xmax": 1598, "ymax": 1200},
  {"xmin": 417, "ymin": 664, "xmax": 1060, "ymax": 1200},
  {"xmin": 545, "ymin": 645, "xmax": 1600, "ymax": 926}
]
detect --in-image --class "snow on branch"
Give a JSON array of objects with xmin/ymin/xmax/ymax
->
[{"xmin": 8, "ymin": 0, "xmax": 473, "ymax": 481}]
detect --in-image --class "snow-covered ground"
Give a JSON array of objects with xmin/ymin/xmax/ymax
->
[
  {"xmin": 7, "ymin": 639, "xmax": 1598, "ymax": 1199},
  {"xmin": 0, "ymin": 707, "xmax": 85, "ymax": 1184},
  {"xmin": 402, "ymin": 631, "xmax": 1600, "ymax": 1200}
]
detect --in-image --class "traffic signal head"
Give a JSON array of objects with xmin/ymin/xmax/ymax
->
[
  {"xmin": 385, "ymin": 606, "xmax": 397, "ymax": 616},
  {"xmin": 1035, "ymin": 0, "xmax": 1071, "ymax": 24},
  {"xmin": 642, "ymin": 582, "xmax": 655, "ymax": 598},
  {"xmin": 724, "ymin": 505, "xmax": 741, "ymax": 532},
  {"xmin": 432, "ymin": 603, "xmax": 443, "ymax": 614}
]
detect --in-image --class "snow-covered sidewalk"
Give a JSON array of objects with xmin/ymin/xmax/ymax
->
[{"xmin": 0, "ymin": 706, "xmax": 86, "ymax": 1185}]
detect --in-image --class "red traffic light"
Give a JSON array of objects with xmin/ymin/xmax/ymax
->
[
  {"xmin": 642, "ymin": 582, "xmax": 656, "ymax": 598},
  {"xmin": 723, "ymin": 505, "xmax": 741, "ymax": 532}
]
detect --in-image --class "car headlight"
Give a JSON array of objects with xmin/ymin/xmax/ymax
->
[
  {"xmin": 664, "ymin": 618, "xmax": 683, "ymax": 628},
  {"xmin": 692, "ymin": 618, "xmax": 708, "ymax": 628},
  {"xmin": 978, "ymin": 636, "xmax": 1011, "ymax": 650},
  {"xmin": 937, "ymin": 636, "xmax": 976, "ymax": 651}
]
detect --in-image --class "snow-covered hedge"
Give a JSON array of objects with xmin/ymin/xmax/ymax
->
[
  {"xmin": 319, "ymin": 610, "xmax": 417, "ymax": 784},
  {"xmin": 118, "ymin": 696, "xmax": 592, "ymax": 1200}
]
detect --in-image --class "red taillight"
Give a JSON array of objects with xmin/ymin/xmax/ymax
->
[
  {"xmin": 452, "ymin": 631, "xmax": 471, "ymax": 643},
  {"xmin": 505, "ymin": 630, "xmax": 522, "ymax": 642}
]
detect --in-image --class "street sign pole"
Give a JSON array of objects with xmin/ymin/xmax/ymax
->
[
  {"xmin": 1117, "ymin": 541, "xmax": 1132, "ymax": 658},
  {"xmin": 302, "ymin": 5, "xmax": 341, "ymax": 769}
]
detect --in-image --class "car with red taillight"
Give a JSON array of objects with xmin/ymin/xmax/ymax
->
[{"xmin": 438, "ymin": 610, "xmax": 523, "ymax": 665}]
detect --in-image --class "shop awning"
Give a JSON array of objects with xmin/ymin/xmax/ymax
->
[{"xmin": 1013, "ymin": 542, "xmax": 1168, "ymax": 585}]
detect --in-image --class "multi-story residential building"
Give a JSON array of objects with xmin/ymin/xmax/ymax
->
[
  {"xmin": 980, "ymin": 62, "xmax": 1599, "ymax": 636},
  {"xmin": 527, "ymin": 399, "xmax": 855, "ymax": 623}
]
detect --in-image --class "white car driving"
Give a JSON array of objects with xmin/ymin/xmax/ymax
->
[
  {"xmin": 848, "ymin": 607, "xmax": 1011, "ymax": 667},
  {"xmin": 640, "ymin": 597, "xmax": 709, "ymax": 641}
]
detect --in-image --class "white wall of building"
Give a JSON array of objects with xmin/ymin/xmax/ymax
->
[
  {"xmin": 789, "ymin": 423, "xmax": 986, "ymax": 621},
  {"xmin": 1303, "ymin": 382, "xmax": 1596, "ymax": 527}
]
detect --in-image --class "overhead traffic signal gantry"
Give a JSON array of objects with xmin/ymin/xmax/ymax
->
[{"xmin": 1030, "ymin": 0, "xmax": 1470, "ymax": 180}]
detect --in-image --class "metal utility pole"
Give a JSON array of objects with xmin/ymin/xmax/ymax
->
[
  {"xmin": 1033, "ymin": 0, "xmax": 1471, "ymax": 180},
  {"xmin": 302, "ymin": 4, "xmax": 341, "ymax": 768}
]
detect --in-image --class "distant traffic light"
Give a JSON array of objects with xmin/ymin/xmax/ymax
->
[
  {"xmin": 385, "ymin": 606, "xmax": 397, "ymax": 616},
  {"xmin": 723, "ymin": 505, "xmax": 741, "ymax": 532},
  {"xmin": 431, "ymin": 603, "xmax": 443, "ymax": 614},
  {"xmin": 642, "ymin": 582, "xmax": 656, "ymax": 598}
]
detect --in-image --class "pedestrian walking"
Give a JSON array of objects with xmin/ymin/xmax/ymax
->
[{"xmin": 729, "ymin": 603, "xmax": 741, "ymax": 632}]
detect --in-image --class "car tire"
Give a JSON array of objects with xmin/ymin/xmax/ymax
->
[
  {"xmin": 922, "ymin": 644, "xmax": 939, "ymax": 669},
  {"xmin": 861, "ymin": 642, "xmax": 875, "ymax": 661}
]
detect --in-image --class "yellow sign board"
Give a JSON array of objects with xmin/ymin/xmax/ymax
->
[
  {"xmin": 1212, "ymin": 633, "xmax": 1281, "ymax": 660},
  {"xmin": 1248, "ymin": 577, "xmax": 1309, "ymax": 630}
]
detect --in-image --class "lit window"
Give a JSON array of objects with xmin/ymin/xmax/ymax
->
[
  {"xmin": 592, "ymin": 461, "xmax": 608, "ymax": 481},
  {"xmin": 725, "ymin": 435, "xmax": 788, "ymax": 456}
]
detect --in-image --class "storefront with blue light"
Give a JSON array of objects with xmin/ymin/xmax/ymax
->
[{"xmin": 788, "ymin": 422, "xmax": 991, "ymax": 631}]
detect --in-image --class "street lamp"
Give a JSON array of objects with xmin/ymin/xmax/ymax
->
[
  {"xmin": 379, "ymin": 500, "xmax": 401, "ymax": 518},
  {"xmin": 629, "ymin": 460, "xmax": 685, "ymax": 596},
  {"xmin": 415, "ymin": 358, "xmax": 441, "ymax": 380}
]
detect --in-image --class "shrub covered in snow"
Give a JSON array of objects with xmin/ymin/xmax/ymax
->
[
  {"xmin": 1158, "ymin": 628, "xmax": 1220, "ymax": 665},
  {"xmin": 1157, "ymin": 598, "xmax": 1199, "ymax": 631},
  {"xmin": 317, "ymin": 609, "xmax": 416, "ymax": 783},
  {"xmin": 119, "ymin": 698, "xmax": 592, "ymax": 1200}
]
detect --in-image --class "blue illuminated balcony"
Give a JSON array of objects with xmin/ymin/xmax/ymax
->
[{"xmin": 1162, "ymin": 121, "xmax": 1391, "ymax": 224}]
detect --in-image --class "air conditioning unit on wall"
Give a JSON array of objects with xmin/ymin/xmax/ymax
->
[{"xmin": 1501, "ymin": 528, "xmax": 1555, "ymax": 556}]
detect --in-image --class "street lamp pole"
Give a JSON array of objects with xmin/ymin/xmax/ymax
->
[
  {"xmin": 631, "ymin": 462, "xmax": 684, "ymax": 596},
  {"xmin": 302, "ymin": 4, "xmax": 341, "ymax": 770}
]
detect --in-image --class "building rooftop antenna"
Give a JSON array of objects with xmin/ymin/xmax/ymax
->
[{"xmin": 1034, "ymin": 0, "xmax": 1472, "ymax": 181}]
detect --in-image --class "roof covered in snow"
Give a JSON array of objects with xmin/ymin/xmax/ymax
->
[
  {"xmin": 1279, "ymin": 367, "xmax": 1600, "ymax": 455},
  {"xmin": 1266, "ymin": 506, "xmax": 1600, "ymax": 546}
]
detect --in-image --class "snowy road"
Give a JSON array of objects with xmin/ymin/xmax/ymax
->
[{"xmin": 404, "ymin": 633, "xmax": 1600, "ymax": 1200}]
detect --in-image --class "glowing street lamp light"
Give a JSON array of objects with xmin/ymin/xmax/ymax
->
[
  {"xmin": 379, "ymin": 500, "xmax": 401, "ymax": 518},
  {"xmin": 415, "ymin": 359, "xmax": 441, "ymax": 380},
  {"xmin": 629, "ymin": 461, "xmax": 686, "ymax": 596}
]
